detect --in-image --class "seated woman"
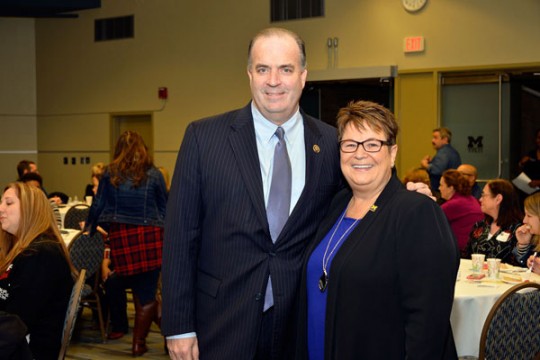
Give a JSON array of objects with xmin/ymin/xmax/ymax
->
[
  {"xmin": 402, "ymin": 167, "xmax": 431, "ymax": 188},
  {"xmin": 439, "ymin": 169, "xmax": 484, "ymax": 253},
  {"xmin": 0, "ymin": 182, "xmax": 75, "ymax": 360},
  {"xmin": 464, "ymin": 179, "xmax": 524, "ymax": 265},
  {"xmin": 84, "ymin": 162, "xmax": 105, "ymax": 199},
  {"xmin": 519, "ymin": 192, "xmax": 540, "ymax": 271}
]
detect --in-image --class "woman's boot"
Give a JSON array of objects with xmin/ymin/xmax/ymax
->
[
  {"xmin": 152, "ymin": 297, "xmax": 169, "ymax": 354},
  {"xmin": 132, "ymin": 296, "xmax": 158, "ymax": 357}
]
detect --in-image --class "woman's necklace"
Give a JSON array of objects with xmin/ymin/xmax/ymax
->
[{"xmin": 319, "ymin": 202, "xmax": 360, "ymax": 292}]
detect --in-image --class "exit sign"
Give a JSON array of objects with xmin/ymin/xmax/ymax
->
[{"xmin": 404, "ymin": 36, "xmax": 425, "ymax": 53}]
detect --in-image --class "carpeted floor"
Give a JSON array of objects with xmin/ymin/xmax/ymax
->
[{"xmin": 66, "ymin": 303, "xmax": 169, "ymax": 360}]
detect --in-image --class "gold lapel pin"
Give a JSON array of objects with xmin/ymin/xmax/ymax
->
[
  {"xmin": 313, "ymin": 144, "xmax": 320, "ymax": 153},
  {"xmin": 369, "ymin": 205, "xmax": 378, "ymax": 212}
]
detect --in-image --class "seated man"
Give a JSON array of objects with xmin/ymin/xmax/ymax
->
[
  {"xmin": 457, "ymin": 164, "xmax": 482, "ymax": 200},
  {"xmin": 20, "ymin": 172, "xmax": 62, "ymax": 228},
  {"xmin": 48, "ymin": 191, "xmax": 69, "ymax": 205}
]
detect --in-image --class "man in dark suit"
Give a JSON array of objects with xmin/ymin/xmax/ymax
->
[{"xmin": 161, "ymin": 28, "xmax": 343, "ymax": 360}]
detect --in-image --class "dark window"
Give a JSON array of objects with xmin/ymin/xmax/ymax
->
[
  {"xmin": 95, "ymin": 15, "xmax": 134, "ymax": 42},
  {"xmin": 271, "ymin": 0, "xmax": 323, "ymax": 21}
]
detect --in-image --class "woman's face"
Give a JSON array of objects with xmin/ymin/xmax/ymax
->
[
  {"xmin": 480, "ymin": 185, "xmax": 500, "ymax": 218},
  {"xmin": 340, "ymin": 122, "xmax": 397, "ymax": 195},
  {"xmin": 439, "ymin": 177, "xmax": 454, "ymax": 200},
  {"xmin": 0, "ymin": 188, "xmax": 21, "ymax": 235},
  {"xmin": 523, "ymin": 209, "xmax": 540, "ymax": 235}
]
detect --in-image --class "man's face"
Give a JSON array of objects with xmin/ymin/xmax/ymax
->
[
  {"xmin": 23, "ymin": 163, "xmax": 38, "ymax": 176},
  {"xmin": 431, "ymin": 131, "xmax": 448, "ymax": 150},
  {"xmin": 247, "ymin": 34, "xmax": 307, "ymax": 125}
]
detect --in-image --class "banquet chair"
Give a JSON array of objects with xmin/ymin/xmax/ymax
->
[
  {"xmin": 58, "ymin": 269, "xmax": 86, "ymax": 360},
  {"xmin": 63, "ymin": 204, "xmax": 90, "ymax": 230},
  {"xmin": 68, "ymin": 232, "xmax": 107, "ymax": 343},
  {"xmin": 478, "ymin": 282, "xmax": 540, "ymax": 360}
]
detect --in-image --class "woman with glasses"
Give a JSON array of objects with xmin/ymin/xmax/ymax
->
[
  {"xmin": 295, "ymin": 101, "xmax": 459, "ymax": 359},
  {"xmin": 464, "ymin": 179, "xmax": 525, "ymax": 266}
]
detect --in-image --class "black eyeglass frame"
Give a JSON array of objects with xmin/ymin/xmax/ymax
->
[{"xmin": 339, "ymin": 139, "xmax": 394, "ymax": 153}]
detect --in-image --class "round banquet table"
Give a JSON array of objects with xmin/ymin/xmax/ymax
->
[{"xmin": 451, "ymin": 258, "xmax": 540, "ymax": 357}]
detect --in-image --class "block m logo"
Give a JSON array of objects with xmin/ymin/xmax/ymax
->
[{"xmin": 467, "ymin": 136, "xmax": 483, "ymax": 153}]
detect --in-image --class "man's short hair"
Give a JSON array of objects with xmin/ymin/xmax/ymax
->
[
  {"xmin": 17, "ymin": 160, "xmax": 35, "ymax": 180},
  {"xmin": 247, "ymin": 27, "xmax": 306, "ymax": 69},
  {"xmin": 434, "ymin": 127, "xmax": 452, "ymax": 143},
  {"xmin": 20, "ymin": 172, "xmax": 43, "ymax": 187}
]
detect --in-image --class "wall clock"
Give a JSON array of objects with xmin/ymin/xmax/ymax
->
[{"xmin": 402, "ymin": 0, "xmax": 427, "ymax": 12}]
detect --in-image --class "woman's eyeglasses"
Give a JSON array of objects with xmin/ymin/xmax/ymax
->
[{"xmin": 340, "ymin": 139, "xmax": 392, "ymax": 153}]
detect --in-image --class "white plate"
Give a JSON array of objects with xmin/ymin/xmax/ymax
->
[{"xmin": 501, "ymin": 278, "xmax": 523, "ymax": 284}]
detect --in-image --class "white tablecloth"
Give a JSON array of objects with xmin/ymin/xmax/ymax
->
[
  {"xmin": 60, "ymin": 229, "xmax": 81, "ymax": 247},
  {"xmin": 451, "ymin": 259, "xmax": 539, "ymax": 357},
  {"xmin": 57, "ymin": 202, "xmax": 87, "ymax": 229},
  {"xmin": 58, "ymin": 205, "xmax": 70, "ymax": 229}
]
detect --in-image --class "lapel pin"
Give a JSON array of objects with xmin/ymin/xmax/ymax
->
[
  {"xmin": 369, "ymin": 205, "xmax": 378, "ymax": 212},
  {"xmin": 313, "ymin": 144, "xmax": 320, "ymax": 153}
]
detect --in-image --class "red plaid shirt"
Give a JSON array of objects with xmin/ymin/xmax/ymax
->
[{"xmin": 108, "ymin": 223, "xmax": 163, "ymax": 276}]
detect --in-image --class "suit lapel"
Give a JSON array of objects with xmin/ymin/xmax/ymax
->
[{"xmin": 228, "ymin": 104, "xmax": 270, "ymax": 237}]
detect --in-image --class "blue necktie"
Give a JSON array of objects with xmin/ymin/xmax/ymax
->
[{"xmin": 264, "ymin": 126, "xmax": 292, "ymax": 311}]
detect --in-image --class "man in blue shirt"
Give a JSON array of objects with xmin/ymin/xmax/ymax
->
[{"xmin": 421, "ymin": 127, "xmax": 462, "ymax": 197}]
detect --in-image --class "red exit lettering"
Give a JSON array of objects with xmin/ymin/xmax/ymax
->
[{"xmin": 404, "ymin": 36, "xmax": 425, "ymax": 53}]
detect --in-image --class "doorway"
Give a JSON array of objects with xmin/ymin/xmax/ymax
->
[
  {"xmin": 441, "ymin": 73, "xmax": 510, "ymax": 181},
  {"xmin": 111, "ymin": 114, "xmax": 153, "ymax": 160},
  {"xmin": 300, "ymin": 77, "xmax": 394, "ymax": 127},
  {"xmin": 440, "ymin": 70, "xmax": 540, "ymax": 183}
]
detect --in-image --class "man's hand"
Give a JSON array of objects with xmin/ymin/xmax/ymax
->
[
  {"xmin": 528, "ymin": 179, "xmax": 540, "ymax": 188},
  {"xmin": 406, "ymin": 182, "xmax": 436, "ymax": 201},
  {"xmin": 420, "ymin": 155, "xmax": 431, "ymax": 169},
  {"xmin": 167, "ymin": 337, "xmax": 199, "ymax": 360}
]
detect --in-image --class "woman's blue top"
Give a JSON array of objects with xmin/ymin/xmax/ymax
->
[{"xmin": 306, "ymin": 212, "xmax": 360, "ymax": 360}]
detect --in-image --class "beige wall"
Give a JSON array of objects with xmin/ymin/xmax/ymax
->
[
  {"xmin": 395, "ymin": 72, "xmax": 439, "ymax": 177},
  {"xmin": 1, "ymin": 0, "xmax": 540, "ymax": 195},
  {"xmin": 0, "ymin": 18, "xmax": 37, "ymax": 187}
]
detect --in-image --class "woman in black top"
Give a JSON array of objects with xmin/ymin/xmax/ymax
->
[{"xmin": 0, "ymin": 182, "xmax": 75, "ymax": 360}]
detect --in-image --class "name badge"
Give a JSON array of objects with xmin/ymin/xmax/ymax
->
[{"xmin": 496, "ymin": 232, "xmax": 510, "ymax": 242}]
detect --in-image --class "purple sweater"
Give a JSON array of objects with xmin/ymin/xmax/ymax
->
[{"xmin": 441, "ymin": 193, "xmax": 484, "ymax": 251}]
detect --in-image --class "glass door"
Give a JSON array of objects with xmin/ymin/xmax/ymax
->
[{"xmin": 441, "ymin": 73, "xmax": 510, "ymax": 182}]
